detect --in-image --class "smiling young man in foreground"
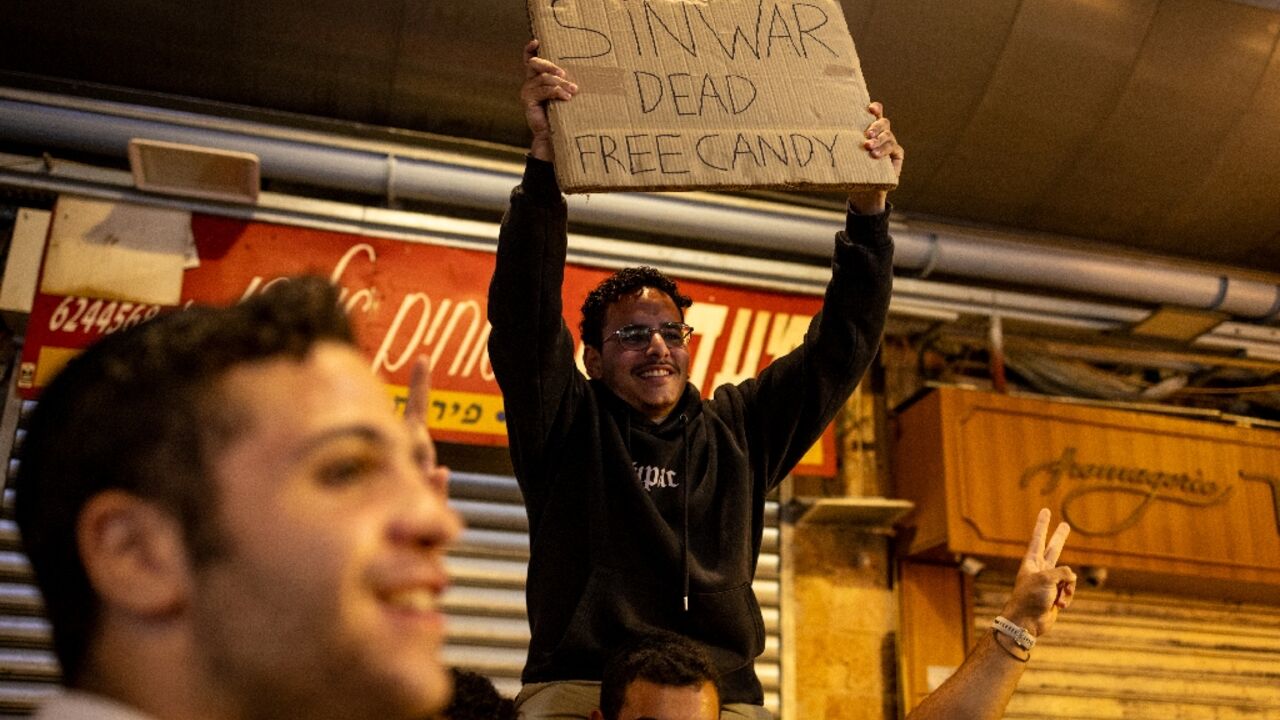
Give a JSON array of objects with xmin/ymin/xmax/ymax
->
[{"xmin": 15, "ymin": 278, "xmax": 462, "ymax": 720}]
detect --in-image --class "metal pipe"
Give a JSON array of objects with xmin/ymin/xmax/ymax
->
[
  {"xmin": 3, "ymin": 91, "xmax": 1278, "ymax": 321},
  {"xmin": 0, "ymin": 155, "xmax": 1160, "ymax": 334}
]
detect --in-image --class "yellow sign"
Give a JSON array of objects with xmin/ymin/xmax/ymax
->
[{"xmin": 385, "ymin": 385, "xmax": 508, "ymax": 437}]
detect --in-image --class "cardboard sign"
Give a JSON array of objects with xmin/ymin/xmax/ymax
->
[
  {"xmin": 527, "ymin": 0, "xmax": 898, "ymax": 193},
  {"xmin": 18, "ymin": 196, "xmax": 839, "ymax": 475}
]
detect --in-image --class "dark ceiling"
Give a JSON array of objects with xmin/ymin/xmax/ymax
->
[{"xmin": 3, "ymin": 0, "xmax": 1280, "ymax": 273}]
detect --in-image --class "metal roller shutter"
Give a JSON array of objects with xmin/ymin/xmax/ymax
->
[
  {"xmin": 0, "ymin": 407, "xmax": 784, "ymax": 715},
  {"xmin": 974, "ymin": 573, "xmax": 1280, "ymax": 719},
  {"xmin": 0, "ymin": 397, "xmax": 58, "ymax": 717}
]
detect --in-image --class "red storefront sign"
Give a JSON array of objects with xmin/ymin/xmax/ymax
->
[{"xmin": 19, "ymin": 200, "xmax": 836, "ymax": 473}]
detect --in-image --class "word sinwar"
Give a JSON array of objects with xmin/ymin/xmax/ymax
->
[{"xmin": 553, "ymin": 1, "xmax": 842, "ymax": 63}]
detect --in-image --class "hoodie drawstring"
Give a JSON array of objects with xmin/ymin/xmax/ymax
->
[{"xmin": 679, "ymin": 413, "xmax": 690, "ymax": 613}]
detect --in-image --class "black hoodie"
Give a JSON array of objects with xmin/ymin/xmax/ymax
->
[{"xmin": 487, "ymin": 157, "xmax": 893, "ymax": 705}]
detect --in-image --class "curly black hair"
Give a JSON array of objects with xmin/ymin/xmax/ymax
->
[
  {"xmin": 437, "ymin": 668, "xmax": 516, "ymax": 720},
  {"xmin": 579, "ymin": 266, "xmax": 692, "ymax": 348},
  {"xmin": 599, "ymin": 631, "xmax": 720, "ymax": 720}
]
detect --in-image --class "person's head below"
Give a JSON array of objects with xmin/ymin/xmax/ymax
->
[
  {"xmin": 592, "ymin": 632, "xmax": 721, "ymax": 720},
  {"xmin": 580, "ymin": 266, "xmax": 694, "ymax": 424},
  {"xmin": 432, "ymin": 668, "xmax": 515, "ymax": 720},
  {"xmin": 15, "ymin": 276, "xmax": 462, "ymax": 720}
]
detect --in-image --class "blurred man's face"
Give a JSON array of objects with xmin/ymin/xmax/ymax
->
[
  {"xmin": 615, "ymin": 679, "xmax": 719, "ymax": 720},
  {"xmin": 191, "ymin": 342, "xmax": 462, "ymax": 720}
]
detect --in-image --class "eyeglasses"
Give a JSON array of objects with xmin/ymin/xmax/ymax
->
[{"xmin": 604, "ymin": 322, "xmax": 695, "ymax": 350}]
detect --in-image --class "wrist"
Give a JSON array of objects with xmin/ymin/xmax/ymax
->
[
  {"xmin": 991, "ymin": 626, "xmax": 1031, "ymax": 663},
  {"xmin": 998, "ymin": 605, "xmax": 1041, "ymax": 636},
  {"xmin": 530, "ymin": 135, "xmax": 556, "ymax": 163},
  {"xmin": 992, "ymin": 615, "xmax": 1036, "ymax": 650},
  {"xmin": 847, "ymin": 189, "xmax": 887, "ymax": 215}
]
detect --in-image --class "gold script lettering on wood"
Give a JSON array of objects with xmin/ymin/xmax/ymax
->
[
  {"xmin": 892, "ymin": 388, "xmax": 1280, "ymax": 593},
  {"xmin": 1019, "ymin": 447, "xmax": 1234, "ymax": 537}
]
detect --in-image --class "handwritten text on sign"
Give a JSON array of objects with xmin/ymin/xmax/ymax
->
[{"xmin": 528, "ymin": 0, "xmax": 899, "ymax": 193}]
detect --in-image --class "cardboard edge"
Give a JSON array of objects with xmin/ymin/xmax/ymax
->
[{"xmin": 559, "ymin": 180, "xmax": 900, "ymax": 195}]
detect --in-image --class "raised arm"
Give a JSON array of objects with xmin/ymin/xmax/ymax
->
[
  {"xmin": 907, "ymin": 509, "xmax": 1077, "ymax": 720},
  {"xmin": 736, "ymin": 104, "xmax": 899, "ymax": 487},
  {"xmin": 487, "ymin": 41, "xmax": 582, "ymax": 496}
]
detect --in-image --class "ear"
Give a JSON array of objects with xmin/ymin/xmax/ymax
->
[
  {"xmin": 77, "ymin": 490, "xmax": 193, "ymax": 617},
  {"xmin": 584, "ymin": 344, "xmax": 603, "ymax": 379}
]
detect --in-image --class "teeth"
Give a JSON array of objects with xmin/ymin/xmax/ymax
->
[
  {"xmin": 640, "ymin": 368, "xmax": 671, "ymax": 377},
  {"xmin": 386, "ymin": 590, "xmax": 436, "ymax": 612}
]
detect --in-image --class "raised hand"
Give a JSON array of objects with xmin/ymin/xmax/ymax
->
[
  {"xmin": 522, "ymin": 39, "xmax": 578, "ymax": 163},
  {"xmin": 847, "ymin": 101, "xmax": 903, "ymax": 215},
  {"xmin": 1002, "ymin": 508, "xmax": 1077, "ymax": 638}
]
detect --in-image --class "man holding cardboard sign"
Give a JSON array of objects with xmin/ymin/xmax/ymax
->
[{"xmin": 487, "ymin": 30, "xmax": 901, "ymax": 718}]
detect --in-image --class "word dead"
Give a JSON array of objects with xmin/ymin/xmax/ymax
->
[
  {"xmin": 572, "ymin": 131, "xmax": 843, "ymax": 176},
  {"xmin": 634, "ymin": 71, "xmax": 757, "ymax": 116},
  {"xmin": 554, "ymin": 1, "xmax": 842, "ymax": 63}
]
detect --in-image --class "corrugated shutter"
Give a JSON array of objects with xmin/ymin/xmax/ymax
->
[
  {"xmin": 974, "ymin": 573, "xmax": 1280, "ymax": 719},
  {"xmin": 444, "ymin": 470, "xmax": 784, "ymax": 713},
  {"xmin": 0, "ymin": 398, "xmax": 59, "ymax": 716},
  {"xmin": 0, "ymin": 409, "xmax": 783, "ymax": 715}
]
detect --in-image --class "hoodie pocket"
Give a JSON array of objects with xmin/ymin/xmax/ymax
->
[
  {"xmin": 549, "ymin": 567, "xmax": 671, "ymax": 673},
  {"xmin": 687, "ymin": 582, "xmax": 765, "ymax": 673}
]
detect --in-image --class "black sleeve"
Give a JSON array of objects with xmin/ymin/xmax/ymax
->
[
  {"xmin": 487, "ymin": 158, "xmax": 582, "ymax": 500},
  {"xmin": 729, "ymin": 205, "xmax": 895, "ymax": 490}
]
